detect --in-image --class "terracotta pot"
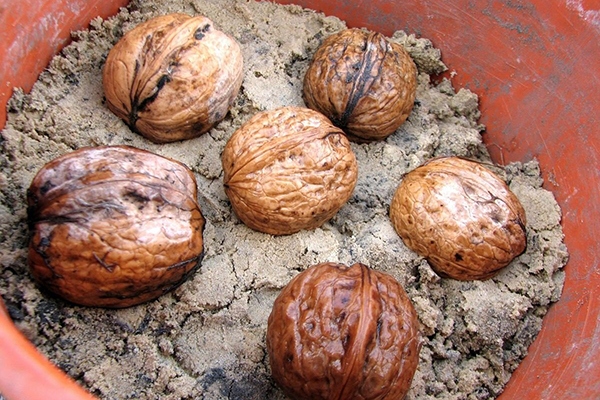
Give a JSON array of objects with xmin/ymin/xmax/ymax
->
[{"xmin": 0, "ymin": 1, "xmax": 598, "ymax": 399}]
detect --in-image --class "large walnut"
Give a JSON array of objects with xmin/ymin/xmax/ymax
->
[
  {"xmin": 103, "ymin": 13, "xmax": 243, "ymax": 143},
  {"xmin": 303, "ymin": 28, "xmax": 417, "ymax": 142},
  {"xmin": 390, "ymin": 157, "xmax": 527, "ymax": 280},
  {"xmin": 222, "ymin": 106, "xmax": 358, "ymax": 235},
  {"xmin": 267, "ymin": 262, "xmax": 421, "ymax": 400},
  {"xmin": 27, "ymin": 146, "xmax": 205, "ymax": 308}
]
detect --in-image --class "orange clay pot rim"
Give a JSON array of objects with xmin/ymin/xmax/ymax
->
[{"xmin": 0, "ymin": 1, "xmax": 599, "ymax": 400}]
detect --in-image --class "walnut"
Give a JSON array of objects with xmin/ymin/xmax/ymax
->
[
  {"xmin": 27, "ymin": 146, "xmax": 205, "ymax": 308},
  {"xmin": 303, "ymin": 28, "xmax": 417, "ymax": 142},
  {"xmin": 222, "ymin": 106, "xmax": 358, "ymax": 235},
  {"xmin": 267, "ymin": 262, "xmax": 421, "ymax": 400},
  {"xmin": 390, "ymin": 157, "xmax": 527, "ymax": 280},
  {"xmin": 103, "ymin": 14, "xmax": 243, "ymax": 143}
]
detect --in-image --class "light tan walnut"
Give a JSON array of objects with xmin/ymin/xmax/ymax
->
[
  {"xmin": 27, "ymin": 146, "xmax": 205, "ymax": 308},
  {"xmin": 267, "ymin": 262, "xmax": 421, "ymax": 400},
  {"xmin": 103, "ymin": 13, "xmax": 243, "ymax": 143},
  {"xmin": 222, "ymin": 106, "xmax": 358, "ymax": 235},
  {"xmin": 390, "ymin": 157, "xmax": 527, "ymax": 280},
  {"xmin": 303, "ymin": 28, "xmax": 417, "ymax": 142}
]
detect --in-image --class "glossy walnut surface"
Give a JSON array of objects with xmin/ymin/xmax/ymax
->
[
  {"xmin": 27, "ymin": 146, "xmax": 205, "ymax": 308},
  {"xmin": 303, "ymin": 28, "xmax": 417, "ymax": 142},
  {"xmin": 267, "ymin": 262, "xmax": 420, "ymax": 400},
  {"xmin": 103, "ymin": 13, "xmax": 243, "ymax": 143},
  {"xmin": 390, "ymin": 157, "xmax": 527, "ymax": 280},
  {"xmin": 222, "ymin": 106, "xmax": 358, "ymax": 235}
]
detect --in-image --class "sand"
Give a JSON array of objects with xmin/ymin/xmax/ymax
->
[{"xmin": 0, "ymin": 0, "xmax": 568, "ymax": 399}]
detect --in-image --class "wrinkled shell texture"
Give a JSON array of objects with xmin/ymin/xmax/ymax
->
[
  {"xmin": 222, "ymin": 106, "xmax": 358, "ymax": 235},
  {"xmin": 267, "ymin": 263, "xmax": 420, "ymax": 400},
  {"xmin": 390, "ymin": 157, "xmax": 527, "ymax": 280},
  {"xmin": 303, "ymin": 28, "xmax": 417, "ymax": 142},
  {"xmin": 103, "ymin": 13, "xmax": 243, "ymax": 143},
  {"xmin": 27, "ymin": 146, "xmax": 205, "ymax": 307}
]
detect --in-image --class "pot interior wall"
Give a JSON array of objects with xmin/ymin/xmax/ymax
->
[{"xmin": 0, "ymin": 0, "xmax": 598, "ymax": 399}]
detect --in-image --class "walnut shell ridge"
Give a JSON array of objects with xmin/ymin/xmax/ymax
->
[
  {"xmin": 267, "ymin": 262, "xmax": 421, "ymax": 400},
  {"xmin": 27, "ymin": 146, "xmax": 205, "ymax": 308},
  {"xmin": 222, "ymin": 106, "xmax": 358, "ymax": 235},
  {"xmin": 303, "ymin": 28, "xmax": 417, "ymax": 142},
  {"xmin": 103, "ymin": 13, "xmax": 243, "ymax": 143},
  {"xmin": 389, "ymin": 157, "xmax": 527, "ymax": 280}
]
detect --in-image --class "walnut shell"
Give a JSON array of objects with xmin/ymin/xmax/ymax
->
[
  {"xmin": 27, "ymin": 146, "xmax": 205, "ymax": 308},
  {"xmin": 303, "ymin": 28, "xmax": 417, "ymax": 142},
  {"xmin": 267, "ymin": 262, "xmax": 421, "ymax": 400},
  {"xmin": 222, "ymin": 106, "xmax": 358, "ymax": 235},
  {"xmin": 103, "ymin": 13, "xmax": 243, "ymax": 143},
  {"xmin": 389, "ymin": 157, "xmax": 527, "ymax": 280}
]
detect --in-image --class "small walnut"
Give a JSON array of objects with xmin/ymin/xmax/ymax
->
[
  {"xmin": 303, "ymin": 28, "xmax": 417, "ymax": 142},
  {"xmin": 222, "ymin": 106, "xmax": 358, "ymax": 235},
  {"xmin": 27, "ymin": 146, "xmax": 205, "ymax": 308},
  {"xmin": 390, "ymin": 157, "xmax": 527, "ymax": 280},
  {"xmin": 103, "ymin": 14, "xmax": 243, "ymax": 143},
  {"xmin": 267, "ymin": 262, "xmax": 421, "ymax": 400}
]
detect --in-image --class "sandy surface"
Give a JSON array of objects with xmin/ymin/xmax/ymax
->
[{"xmin": 0, "ymin": 0, "xmax": 568, "ymax": 399}]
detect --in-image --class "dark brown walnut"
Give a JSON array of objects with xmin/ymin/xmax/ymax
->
[
  {"xmin": 27, "ymin": 146, "xmax": 205, "ymax": 308},
  {"xmin": 222, "ymin": 106, "xmax": 358, "ymax": 235},
  {"xmin": 303, "ymin": 28, "xmax": 417, "ymax": 143},
  {"xmin": 103, "ymin": 13, "xmax": 243, "ymax": 143},
  {"xmin": 267, "ymin": 262, "xmax": 421, "ymax": 400},
  {"xmin": 390, "ymin": 157, "xmax": 527, "ymax": 280}
]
